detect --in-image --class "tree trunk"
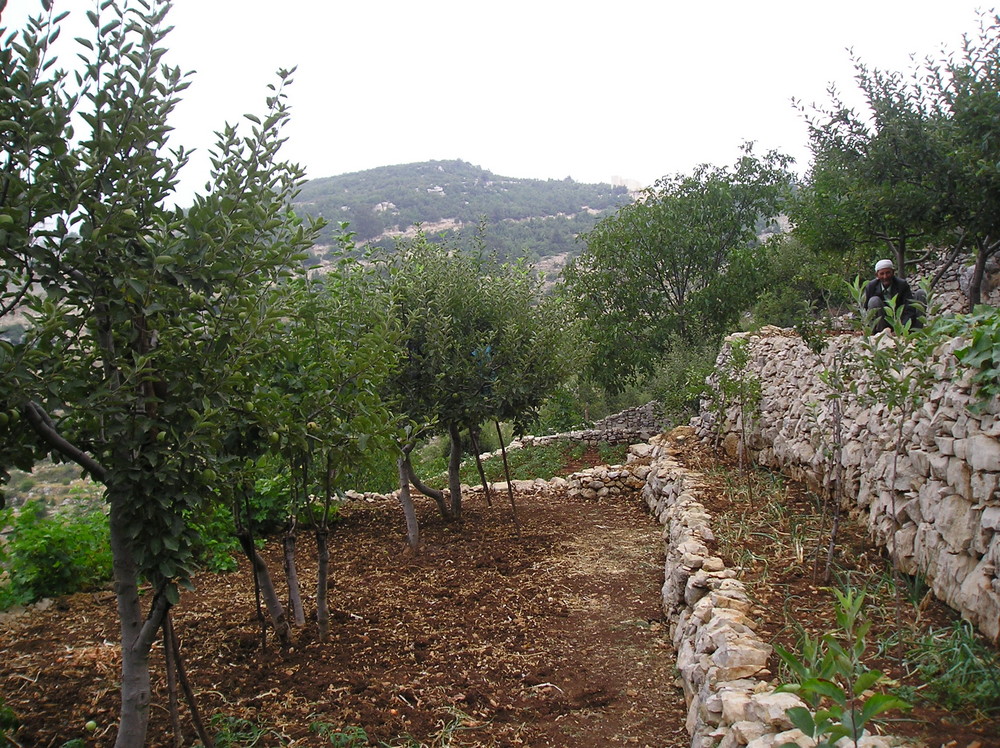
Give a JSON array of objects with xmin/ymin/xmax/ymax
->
[
  {"xmin": 236, "ymin": 533, "xmax": 292, "ymax": 645},
  {"xmin": 283, "ymin": 529, "xmax": 305, "ymax": 627},
  {"xmin": 316, "ymin": 456, "xmax": 334, "ymax": 641},
  {"xmin": 163, "ymin": 618, "xmax": 182, "ymax": 747},
  {"xmin": 109, "ymin": 490, "xmax": 170, "ymax": 748},
  {"xmin": 891, "ymin": 236, "xmax": 906, "ymax": 279},
  {"xmin": 495, "ymin": 420, "xmax": 521, "ymax": 534},
  {"xmin": 315, "ymin": 528, "xmax": 331, "ymax": 641},
  {"xmin": 397, "ymin": 456, "xmax": 421, "ymax": 550},
  {"xmin": 164, "ymin": 614, "xmax": 213, "ymax": 747},
  {"xmin": 930, "ymin": 235, "xmax": 966, "ymax": 290},
  {"xmin": 236, "ymin": 492, "xmax": 270, "ymax": 649},
  {"xmin": 22, "ymin": 413, "xmax": 164, "ymax": 747},
  {"xmin": 469, "ymin": 428, "xmax": 493, "ymax": 507},
  {"xmin": 968, "ymin": 237, "xmax": 991, "ymax": 309},
  {"xmin": 404, "ymin": 456, "xmax": 451, "ymax": 519},
  {"xmin": 115, "ymin": 616, "xmax": 154, "ymax": 748},
  {"xmin": 448, "ymin": 422, "xmax": 463, "ymax": 519}
]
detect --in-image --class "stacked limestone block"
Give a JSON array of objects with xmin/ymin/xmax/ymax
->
[
  {"xmin": 515, "ymin": 401, "xmax": 669, "ymax": 450},
  {"xmin": 590, "ymin": 401, "xmax": 670, "ymax": 444},
  {"xmin": 916, "ymin": 255, "xmax": 1000, "ymax": 313},
  {"xmin": 565, "ymin": 460, "xmax": 650, "ymax": 501},
  {"xmin": 642, "ymin": 428, "xmax": 791, "ymax": 747},
  {"xmin": 694, "ymin": 326, "xmax": 1000, "ymax": 643}
]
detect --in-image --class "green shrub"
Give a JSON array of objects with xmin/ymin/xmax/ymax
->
[
  {"xmin": 747, "ymin": 234, "xmax": 853, "ymax": 331},
  {"xmin": 775, "ymin": 588, "xmax": 909, "ymax": 747},
  {"xmin": 534, "ymin": 376, "xmax": 655, "ymax": 436},
  {"xmin": 0, "ymin": 501, "xmax": 112, "ymax": 608},
  {"xmin": 534, "ymin": 382, "xmax": 593, "ymax": 433},
  {"xmin": 14, "ymin": 477, "xmax": 35, "ymax": 493},
  {"xmin": 644, "ymin": 338, "xmax": 719, "ymax": 428},
  {"xmin": 597, "ymin": 442, "xmax": 629, "ymax": 466},
  {"xmin": 299, "ymin": 500, "xmax": 343, "ymax": 529},
  {"xmin": 409, "ymin": 435, "xmax": 449, "ymax": 484},
  {"xmin": 953, "ymin": 305, "xmax": 1000, "ymax": 413}
]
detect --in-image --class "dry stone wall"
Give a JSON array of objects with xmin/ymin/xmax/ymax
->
[
  {"xmin": 514, "ymin": 401, "xmax": 668, "ymax": 449},
  {"xmin": 346, "ymin": 379, "xmax": 993, "ymax": 744},
  {"xmin": 692, "ymin": 325, "xmax": 1000, "ymax": 643},
  {"xmin": 916, "ymin": 255, "xmax": 1000, "ymax": 312},
  {"xmin": 573, "ymin": 430, "xmax": 898, "ymax": 748}
]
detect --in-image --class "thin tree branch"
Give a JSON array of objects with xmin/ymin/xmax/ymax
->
[{"xmin": 22, "ymin": 401, "xmax": 108, "ymax": 483}]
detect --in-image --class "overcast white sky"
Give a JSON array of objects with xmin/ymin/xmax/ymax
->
[{"xmin": 2, "ymin": 1, "xmax": 994, "ymax": 202}]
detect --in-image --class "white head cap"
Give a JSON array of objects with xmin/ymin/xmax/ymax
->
[{"xmin": 875, "ymin": 259, "xmax": 894, "ymax": 273}]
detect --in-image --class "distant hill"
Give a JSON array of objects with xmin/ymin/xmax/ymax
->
[{"xmin": 291, "ymin": 159, "xmax": 634, "ymax": 275}]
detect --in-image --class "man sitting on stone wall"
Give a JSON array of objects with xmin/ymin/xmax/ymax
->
[{"xmin": 863, "ymin": 259, "xmax": 925, "ymax": 332}]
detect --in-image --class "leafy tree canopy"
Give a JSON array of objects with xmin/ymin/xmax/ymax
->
[
  {"xmin": 564, "ymin": 144, "xmax": 792, "ymax": 391},
  {"xmin": 378, "ymin": 231, "xmax": 579, "ymax": 517},
  {"xmin": 790, "ymin": 10, "xmax": 1000, "ymax": 305},
  {"xmin": 789, "ymin": 61, "xmax": 953, "ymax": 277},
  {"xmin": 0, "ymin": 1, "xmax": 344, "ymax": 742}
]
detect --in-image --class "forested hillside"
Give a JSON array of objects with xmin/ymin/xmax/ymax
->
[{"xmin": 292, "ymin": 159, "xmax": 633, "ymax": 268}]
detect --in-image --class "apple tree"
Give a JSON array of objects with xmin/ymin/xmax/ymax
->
[
  {"xmin": 239, "ymin": 255, "xmax": 398, "ymax": 643},
  {"xmin": 2, "ymin": 2, "xmax": 321, "ymax": 743},
  {"xmin": 379, "ymin": 232, "xmax": 577, "ymax": 541}
]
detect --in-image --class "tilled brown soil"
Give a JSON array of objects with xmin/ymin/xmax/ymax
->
[
  {"xmin": 1, "ymin": 439, "xmax": 999, "ymax": 747},
  {"xmin": 0, "ymin": 478, "xmax": 687, "ymax": 747}
]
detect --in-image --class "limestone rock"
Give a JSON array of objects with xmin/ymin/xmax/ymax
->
[{"xmin": 747, "ymin": 691, "xmax": 803, "ymax": 728}]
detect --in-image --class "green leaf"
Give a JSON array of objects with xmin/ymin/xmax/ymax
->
[
  {"xmin": 786, "ymin": 706, "xmax": 817, "ymax": 737},
  {"xmin": 860, "ymin": 693, "xmax": 909, "ymax": 724},
  {"xmin": 165, "ymin": 583, "xmax": 180, "ymax": 605},
  {"xmin": 801, "ymin": 678, "xmax": 847, "ymax": 705},
  {"xmin": 774, "ymin": 682, "xmax": 802, "ymax": 695},
  {"xmin": 853, "ymin": 669, "xmax": 884, "ymax": 695}
]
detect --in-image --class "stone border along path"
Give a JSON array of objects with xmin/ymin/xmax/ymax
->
[
  {"xmin": 562, "ymin": 425, "xmax": 906, "ymax": 748},
  {"xmin": 340, "ymin": 404, "xmax": 909, "ymax": 747}
]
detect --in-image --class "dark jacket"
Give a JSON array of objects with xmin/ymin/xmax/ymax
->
[{"xmin": 864, "ymin": 276, "xmax": 922, "ymax": 327}]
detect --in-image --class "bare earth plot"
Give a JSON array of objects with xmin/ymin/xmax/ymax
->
[{"xmin": 2, "ymin": 440, "xmax": 999, "ymax": 747}]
